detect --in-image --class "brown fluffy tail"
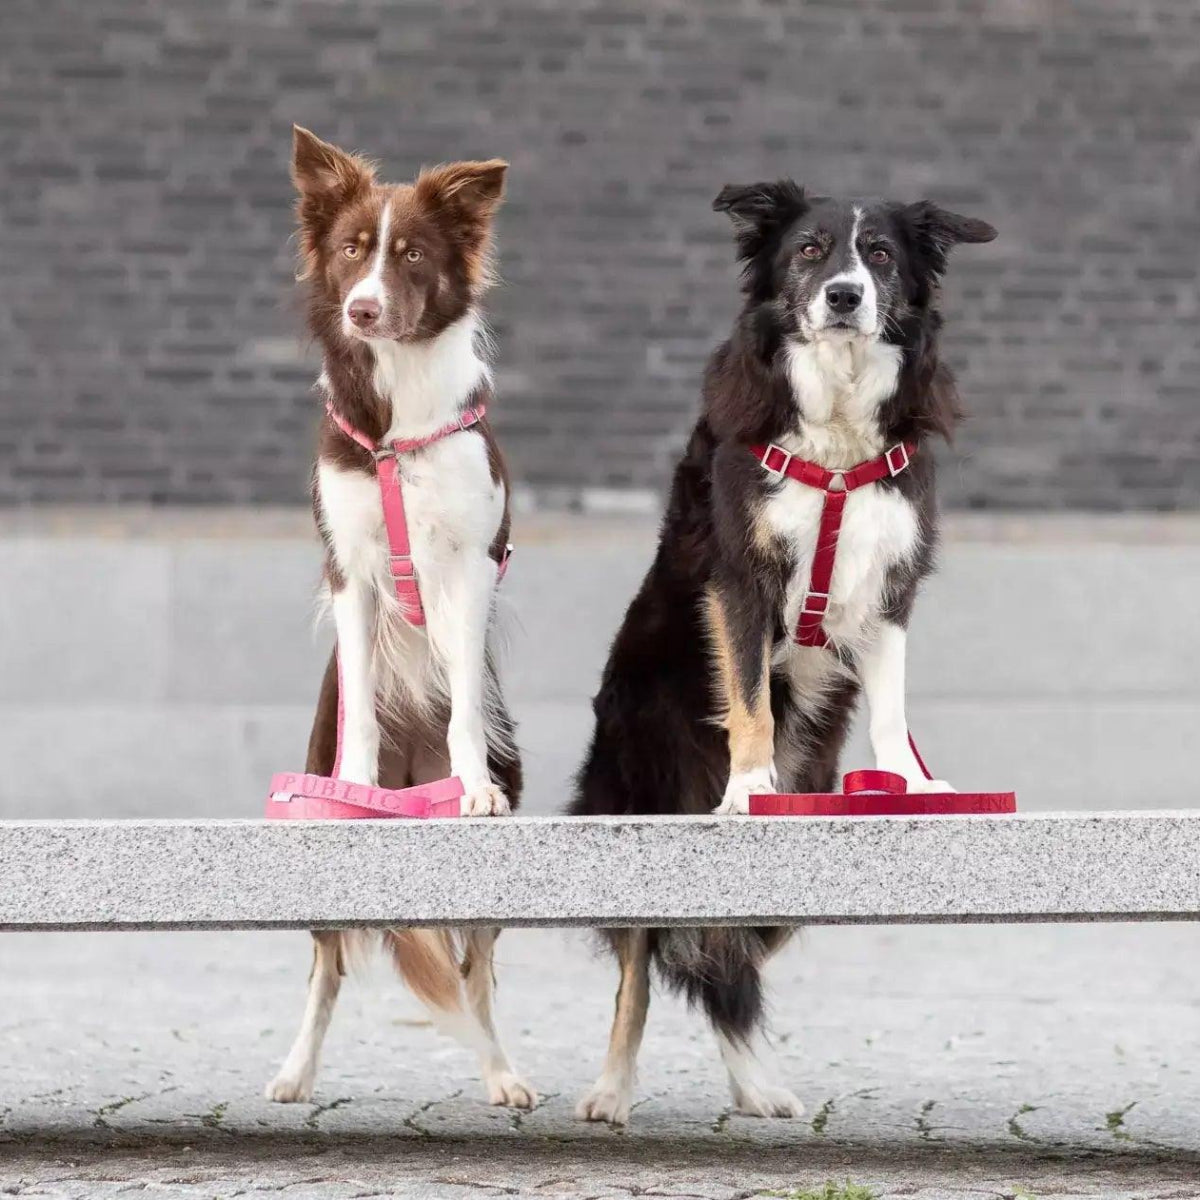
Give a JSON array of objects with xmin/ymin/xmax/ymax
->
[{"xmin": 384, "ymin": 929, "xmax": 465, "ymax": 1013}]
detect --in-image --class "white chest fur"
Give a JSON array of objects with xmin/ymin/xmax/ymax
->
[{"xmin": 761, "ymin": 337, "xmax": 919, "ymax": 652}]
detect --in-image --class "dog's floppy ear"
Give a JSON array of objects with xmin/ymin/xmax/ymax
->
[
  {"xmin": 290, "ymin": 126, "xmax": 376, "ymax": 280},
  {"xmin": 902, "ymin": 201, "xmax": 996, "ymax": 270},
  {"xmin": 713, "ymin": 180, "xmax": 808, "ymax": 263},
  {"xmin": 415, "ymin": 160, "xmax": 508, "ymax": 220},
  {"xmin": 415, "ymin": 160, "xmax": 508, "ymax": 288}
]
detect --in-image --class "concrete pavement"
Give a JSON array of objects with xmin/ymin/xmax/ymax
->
[{"xmin": 4, "ymin": 923, "xmax": 1200, "ymax": 1198}]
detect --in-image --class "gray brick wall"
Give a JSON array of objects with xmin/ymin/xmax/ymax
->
[{"xmin": 2, "ymin": 0, "xmax": 1198, "ymax": 510}]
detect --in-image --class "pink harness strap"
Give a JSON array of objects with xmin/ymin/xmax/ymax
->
[{"xmin": 326, "ymin": 401, "xmax": 508, "ymax": 626}]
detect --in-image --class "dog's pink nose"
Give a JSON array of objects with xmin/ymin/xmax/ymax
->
[{"xmin": 348, "ymin": 298, "xmax": 381, "ymax": 328}]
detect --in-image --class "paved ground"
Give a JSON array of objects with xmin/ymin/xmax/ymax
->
[
  {"xmin": 5, "ymin": 512, "xmax": 1200, "ymax": 1197},
  {"xmin": 4, "ymin": 923, "xmax": 1200, "ymax": 1199}
]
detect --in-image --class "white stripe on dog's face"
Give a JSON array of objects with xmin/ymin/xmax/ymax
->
[
  {"xmin": 342, "ymin": 200, "xmax": 392, "ymax": 338},
  {"xmin": 806, "ymin": 207, "xmax": 879, "ymax": 337}
]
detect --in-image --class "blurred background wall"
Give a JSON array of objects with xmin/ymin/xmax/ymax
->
[{"xmin": 3, "ymin": 0, "xmax": 1199, "ymax": 510}]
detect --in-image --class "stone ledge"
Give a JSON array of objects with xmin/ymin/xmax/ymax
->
[{"xmin": 3, "ymin": 812, "xmax": 1200, "ymax": 931}]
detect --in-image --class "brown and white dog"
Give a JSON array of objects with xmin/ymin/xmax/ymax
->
[{"xmin": 265, "ymin": 127, "xmax": 535, "ymax": 1109}]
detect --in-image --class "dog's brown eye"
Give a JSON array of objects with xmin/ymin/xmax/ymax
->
[
  {"xmin": 342, "ymin": 244, "xmax": 360, "ymax": 260},
  {"xmin": 868, "ymin": 246, "xmax": 891, "ymax": 264},
  {"xmin": 405, "ymin": 247, "xmax": 423, "ymax": 264},
  {"xmin": 800, "ymin": 243, "xmax": 823, "ymax": 261}
]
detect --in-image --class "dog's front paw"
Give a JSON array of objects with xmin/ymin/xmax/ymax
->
[
  {"xmin": 264, "ymin": 1072, "xmax": 314, "ymax": 1103},
  {"xmin": 713, "ymin": 766, "xmax": 776, "ymax": 816},
  {"xmin": 461, "ymin": 782, "xmax": 510, "ymax": 817},
  {"xmin": 485, "ymin": 1070, "xmax": 538, "ymax": 1109},
  {"xmin": 335, "ymin": 761, "xmax": 378, "ymax": 789},
  {"xmin": 730, "ymin": 1081, "xmax": 804, "ymax": 1119},
  {"xmin": 576, "ymin": 1077, "xmax": 633, "ymax": 1126}
]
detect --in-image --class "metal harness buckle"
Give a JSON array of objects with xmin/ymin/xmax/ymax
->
[
  {"xmin": 762, "ymin": 443, "xmax": 792, "ymax": 477},
  {"xmin": 800, "ymin": 591, "xmax": 830, "ymax": 615},
  {"xmin": 885, "ymin": 443, "xmax": 910, "ymax": 477},
  {"xmin": 389, "ymin": 553, "xmax": 416, "ymax": 578}
]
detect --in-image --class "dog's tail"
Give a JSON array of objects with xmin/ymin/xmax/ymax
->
[{"xmin": 647, "ymin": 926, "xmax": 790, "ymax": 1041}]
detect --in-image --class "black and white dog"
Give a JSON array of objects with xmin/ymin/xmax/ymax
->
[{"xmin": 571, "ymin": 183, "xmax": 996, "ymax": 1124}]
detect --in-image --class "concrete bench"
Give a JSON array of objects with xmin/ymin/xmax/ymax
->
[{"xmin": 3, "ymin": 812, "xmax": 1198, "ymax": 931}]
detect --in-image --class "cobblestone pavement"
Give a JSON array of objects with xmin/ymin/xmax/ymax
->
[{"xmin": 4, "ymin": 922, "xmax": 1200, "ymax": 1198}]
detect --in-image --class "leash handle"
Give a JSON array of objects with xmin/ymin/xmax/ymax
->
[{"xmin": 265, "ymin": 772, "xmax": 463, "ymax": 819}]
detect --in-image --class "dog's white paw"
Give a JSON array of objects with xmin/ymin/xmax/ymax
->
[
  {"xmin": 264, "ymin": 1072, "xmax": 314, "ymax": 1103},
  {"xmin": 713, "ymin": 766, "xmax": 776, "ymax": 815},
  {"xmin": 461, "ymin": 783, "xmax": 510, "ymax": 817},
  {"xmin": 576, "ymin": 1078, "xmax": 633, "ymax": 1125},
  {"xmin": 335, "ymin": 762, "xmax": 378, "ymax": 789},
  {"xmin": 731, "ymin": 1082, "xmax": 804, "ymax": 1119},
  {"xmin": 485, "ymin": 1070, "xmax": 538, "ymax": 1109},
  {"xmin": 906, "ymin": 777, "xmax": 955, "ymax": 794}
]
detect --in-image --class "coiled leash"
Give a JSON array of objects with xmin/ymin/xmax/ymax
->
[
  {"xmin": 265, "ymin": 403, "xmax": 510, "ymax": 820},
  {"xmin": 747, "ymin": 439, "xmax": 1016, "ymax": 815}
]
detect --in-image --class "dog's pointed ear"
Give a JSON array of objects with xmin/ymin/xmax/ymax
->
[
  {"xmin": 415, "ymin": 159, "xmax": 508, "ymax": 220},
  {"xmin": 291, "ymin": 126, "xmax": 375, "ymax": 202},
  {"xmin": 903, "ymin": 201, "xmax": 997, "ymax": 253},
  {"xmin": 713, "ymin": 180, "xmax": 808, "ymax": 263},
  {"xmin": 290, "ymin": 127, "xmax": 376, "ymax": 281}
]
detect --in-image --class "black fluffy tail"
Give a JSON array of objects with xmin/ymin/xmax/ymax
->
[{"xmin": 648, "ymin": 926, "xmax": 790, "ymax": 1041}]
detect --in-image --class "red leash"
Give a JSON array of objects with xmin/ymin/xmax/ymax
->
[{"xmin": 750, "ymin": 769, "xmax": 1016, "ymax": 816}]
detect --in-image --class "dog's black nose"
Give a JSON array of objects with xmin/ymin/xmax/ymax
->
[
  {"xmin": 825, "ymin": 282, "xmax": 863, "ymax": 314},
  {"xmin": 348, "ymin": 298, "xmax": 381, "ymax": 327}
]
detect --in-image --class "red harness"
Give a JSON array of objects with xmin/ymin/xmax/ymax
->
[
  {"xmin": 325, "ymin": 400, "xmax": 509, "ymax": 627},
  {"xmin": 750, "ymin": 439, "xmax": 917, "ymax": 648}
]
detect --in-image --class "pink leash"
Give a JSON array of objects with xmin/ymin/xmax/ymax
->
[{"xmin": 266, "ymin": 402, "xmax": 506, "ymax": 820}]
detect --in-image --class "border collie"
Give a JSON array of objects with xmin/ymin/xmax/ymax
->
[
  {"xmin": 571, "ymin": 182, "xmax": 996, "ymax": 1124},
  {"xmin": 265, "ymin": 127, "xmax": 535, "ymax": 1110}
]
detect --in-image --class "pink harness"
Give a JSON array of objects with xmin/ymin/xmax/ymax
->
[
  {"xmin": 265, "ymin": 401, "xmax": 508, "ymax": 820},
  {"xmin": 326, "ymin": 400, "xmax": 508, "ymax": 625}
]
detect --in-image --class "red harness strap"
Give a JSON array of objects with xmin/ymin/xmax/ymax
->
[
  {"xmin": 749, "ymin": 439, "xmax": 917, "ymax": 648},
  {"xmin": 326, "ymin": 401, "xmax": 509, "ymax": 627}
]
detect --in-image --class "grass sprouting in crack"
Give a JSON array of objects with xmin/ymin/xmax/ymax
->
[
  {"xmin": 765, "ymin": 1183, "xmax": 877, "ymax": 1200},
  {"xmin": 1102, "ymin": 1100, "xmax": 1136, "ymax": 1140},
  {"xmin": 1006, "ymin": 1102, "xmax": 1039, "ymax": 1141},
  {"xmin": 811, "ymin": 1097, "xmax": 835, "ymax": 1135}
]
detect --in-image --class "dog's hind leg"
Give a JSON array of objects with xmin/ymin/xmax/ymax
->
[
  {"xmin": 459, "ymin": 928, "xmax": 537, "ymax": 1107},
  {"xmin": 386, "ymin": 928, "xmax": 537, "ymax": 1109},
  {"xmin": 706, "ymin": 931, "xmax": 801, "ymax": 1119},
  {"xmin": 703, "ymin": 585, "xmax": 776, "ymax": 815},
  {"xmin": 576, "ymin": 928, "xmax": 650, "ymax": 1126},
  {"xmin": 265, "ymin": 931, "xmax": 344, "ymax": 1102},
  {"xmin": 715, "ymin": 1026, "xmax": 803, "ymax": 1119}
]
